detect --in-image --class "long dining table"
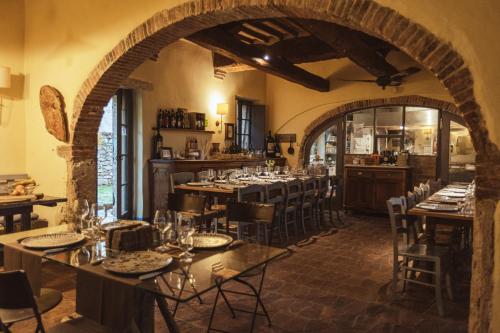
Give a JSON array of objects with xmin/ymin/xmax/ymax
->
[
  {"xmin": 0, "ymin": 224, "xmax": 287, "ymax": 333},
  {"xmin": 407, "ymin": 184, "xmax": 473, "ymax": 246}
]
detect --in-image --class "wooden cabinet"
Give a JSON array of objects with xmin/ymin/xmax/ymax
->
[{"xmin": 344, "ymin": 165, "xmax": 411, "ymax": 213}]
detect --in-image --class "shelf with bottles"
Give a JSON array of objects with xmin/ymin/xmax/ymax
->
[
  {"xmin": 152, "ymin": 127, "xmax": 215, "ymax": 134},
  {"xmin": 155, "ymin": 108, "xmax": 211, "ymax": 132}
]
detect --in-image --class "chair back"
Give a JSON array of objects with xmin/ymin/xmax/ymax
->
[
  {"xmin": 167, "ymin": 193, "xmax": 206, "ymax": 215},
  {"xmin": 0, "ymin": 270, "xmax": 37, "ymax": 310},
  {"xmin": 227, "ymin": 202, "xmax": 276, "ymax": 244},
  {"xmin": 237, "ymin": 184, "xmax": 265, "ymax": 203},
  {"xmin": 302, "ymin": 178, "xmax": 316, "ymax": 202},
  {"xmin": 284, "ymin": 179, "xmax": 302, "ymax": 207},
  {"xmin": 265, "ymin": 182, "xmax": 285, "ymax": 205},
  {"xmin": 427, "ymin": 178, "xmax": 442, "ymax": 195},
  {"xmin": 316, "ymin": 175, "xmax": 329, "ymax": 200},
  {"xmin": 170, "ymin": 172, "xmax": 195, "ymax": 192},
  {"xmin": 386, "ymin": 197, "xmax": 410, "ymax": 255}
]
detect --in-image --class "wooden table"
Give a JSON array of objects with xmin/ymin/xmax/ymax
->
[
  {"xmin": 408, "ymin": 188, "xmax": 473, "ymax": 246},
  {"xmin": 0, "ymin": 196, "xmax": 66, "ymax": 233}
]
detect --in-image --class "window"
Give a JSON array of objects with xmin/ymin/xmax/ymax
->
[
  {"xmin": 236, "ymin": 99, "xmax": 252, "ymax": 150},
  {"xmin": 345, "ymin": 109, "xmax": 374, "ymax": 154},
  {"xmin": 344, "ymin": 106, "xmax": 439, "ymax": 156}
]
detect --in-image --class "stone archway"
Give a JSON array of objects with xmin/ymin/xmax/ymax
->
[
  {"xmin": 65, "ymin": 1, "xmax": 499, "ymax": 332},
  {"xmin": 297, "ymin": 95, "xmax": 461, "ymax": 166}
]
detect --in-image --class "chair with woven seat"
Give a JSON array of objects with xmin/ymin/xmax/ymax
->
[
  {"xmin": 387, "ymin": 197, "xmax": 453, "ymax": 316},
  {"xmin": 265, "ymin": 181, "xmax": 286, "ymax": 244},
  {"xmin": 0, "ymin": 270, "xmax": 108, "ymax": 333},
  {"xmin": 300, "ymin": 178, "xmax": 316, "ymax": 233},
  {"xmin": 283, "ymin": 179, "xmax": 301, "ymax": 239},
  {"xmin": 234, "ymin": 185, "xmax": 265, "ymax": 239},
  {"xmin": 207, "ymin": 202, "xmax": 277, "ymax": 333},
  {"xmin": 314, "ymin": 175, "xmax": 329, "ymax": 229}
]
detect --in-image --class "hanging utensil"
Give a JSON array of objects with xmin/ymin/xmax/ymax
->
[{"xmin": 287, "ymin": 140, "xmax": 295, "ymax": 155}]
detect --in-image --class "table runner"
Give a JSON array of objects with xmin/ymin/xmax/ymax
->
[
  {"xmin": 76, "ymin": 263, "xmax": 154, "ymax": 333},
  {"xmin": 3, "ymin": 242, "xmax": 42, "ymax": 296}
]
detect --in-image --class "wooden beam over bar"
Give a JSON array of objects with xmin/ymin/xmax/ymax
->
[{"xmin": 189, "ymin": 27, "xmax": 330, "ymax": 92}]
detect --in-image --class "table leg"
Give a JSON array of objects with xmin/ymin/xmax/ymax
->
[
  {"xmin": 4, "ymin": 215, "xmax": 14, "ymax": 233},
  {"xmin": 20, "ymin": 207, "xmax": 33, "ymax": 231},
  {"xmin": 155, "ymin": 296, "xmax": 180, "ymax": 333}
]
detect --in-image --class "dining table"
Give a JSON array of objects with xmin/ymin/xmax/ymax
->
[
  {"xmin": 0, "ymin": 195, "xmax": 66, "ymax": 233},
  {"xmin": 407, "ymin": 184, "xmax": 473, "ymax": 246},
  {"xmin": 0, "ymin": 223, "xmax": 287, "ymax": 333}
]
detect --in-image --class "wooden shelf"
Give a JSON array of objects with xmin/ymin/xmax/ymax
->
[{"xmin": 153, "ymin": 127, "xmax": 215, "ymax": 134}]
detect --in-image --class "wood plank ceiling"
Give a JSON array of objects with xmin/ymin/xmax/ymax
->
[{"xmin": 187, "ymin": 18, "xmax": 401, "ymax": 92}]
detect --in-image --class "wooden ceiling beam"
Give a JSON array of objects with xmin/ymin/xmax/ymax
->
[
  {"xmin": 293, "ymin": 19, "xmax": 398, "ymax": 77},
  {"xmin": 188, "ymin": 28, "xmax": 329, "ymax": 92},
  {"xmin": 238, "ymin": 25, "xmax": 272, "ymax": 44},
  {"xmin": 246, "ymin": 21, "xmax": 285, "ymax": 40},
  {"xmin": 268, "ymin": 36, "xmax": 343, "ymax": 63}
]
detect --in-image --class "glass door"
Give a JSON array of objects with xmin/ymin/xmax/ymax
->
[{"xmin": 439, "ymin": 113, "xmax": 475, "ymax": 183}]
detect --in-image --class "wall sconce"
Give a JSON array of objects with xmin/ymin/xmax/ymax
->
[
  {"xmin": 0, "ymin": 66, "xmax": 11, "ymax": 112},
  {"xmin": 216, "ymin": 103, "xmax": 228, "ymax": 132}
]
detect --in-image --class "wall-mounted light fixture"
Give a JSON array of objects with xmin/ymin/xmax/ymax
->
[
  {"xmin": 0, "ymin": 66, "xmax": 11, "ymax": 112},
  {"xmin": 216, "ymin": 103, "xmax": 228, "ymax": 132}
]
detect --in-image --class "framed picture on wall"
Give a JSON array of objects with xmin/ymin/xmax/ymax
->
[
  {"xmin": 225, "ymin": 123, "xmax": 235, "ymax": 140},
  {"xmin": 161, "ymin": 147, "xmax": 173, "ymax": 160}
]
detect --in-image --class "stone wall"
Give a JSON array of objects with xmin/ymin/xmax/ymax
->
[{"xmin": 97, "ymin": 132, "xmax": 113, "ymax": 186}]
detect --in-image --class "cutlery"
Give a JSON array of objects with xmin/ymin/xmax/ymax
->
[
  {"xmin": 139, "ymin": 271, "xmax": 164, "ymax": 281},
  {"xmin": 43, "ymin": 247, "xmax": 69, "ymax": 255},
  {"xmin": 91, "ymin": 258, "xmax": 104, "ymax": 265}
]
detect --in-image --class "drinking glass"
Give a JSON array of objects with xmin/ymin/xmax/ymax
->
[
  {"xmin": 89, "ymin": 203, "xmax": 103, "ymax": 242},
  {"xmin": 283, "ymin": 166, "xmax": 289, "ymax": 175},
  {"xmin": 217, "ymin": 170, "xmax": 225, "ymax": 182},
  {"xmin": 177, "ymin": 217, "xmax": 196, "ymax": 263},
  {"xmin": 153, "ymin": 210, "xmax": 168, "ymax": 251},
  {"xmin": 207, "ymin": 169, "xmax": 216, "ymax": 182},
  {"xmin": 242, "ymin": 166, "xmax": 249, "ymax": 177}
]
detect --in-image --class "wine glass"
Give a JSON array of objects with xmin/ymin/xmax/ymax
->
[
  {"xmin": 177, "ymin": 217, "xmax": 196, "ymax": 263},
  {"xmin": 217, "ymin": 169, "xmax": 225, "ymax": 182},
  {"xmin": 207, "ymin": 169, "xmax": 216, "ymax": 183},
  {"xmin": 73, "ymin": 199, "xmax": 89, "ymax": 233},
  {"xmin": 154, "ymin": 210, "xmax": 169, "ymax": 251},
  {"xmin": 283, "ymin": 165, "xmax": 289, "ymax": 175},
  {"xmin": 242, "ymin": 166, "xmax": 249, "ymax": 178}
]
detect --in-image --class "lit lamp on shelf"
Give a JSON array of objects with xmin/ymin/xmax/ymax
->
[
  {"xmin": 215, "ymin": 102, "xmax": 228, "ymax": 133},
  {"xmin": 0, "ymin": 66, "xmax": 11, "ymax": 112}
]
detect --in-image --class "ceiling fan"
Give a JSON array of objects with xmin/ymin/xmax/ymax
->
[{"xmin": 338, "ymin": 67, "xmax": 421, "ymax": 89}]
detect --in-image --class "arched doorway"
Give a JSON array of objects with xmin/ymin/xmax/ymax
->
[{"xmin": 66, "ymin": 1, "xmax": 499, "ymax": 331}]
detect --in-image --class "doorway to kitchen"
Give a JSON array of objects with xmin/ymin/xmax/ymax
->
[{"xmin": 97, "ymin": 89, "xmax": 134, "ymax": 219}]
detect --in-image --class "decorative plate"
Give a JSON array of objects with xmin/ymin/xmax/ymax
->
[
  {"xmin": 187, "ymin": 182, "xmax": 212, "ymax": 186},
  {"xmin": 193, "ymin": 233, "xmax": 233, "ymax": 249},
  {"xmin": 102, "ymin": 251, "xmax": 173, "ymax": 275},
  {"xmin": 417, "ymin": 203, "xmax": 459, "ymax": 212},
  {"xmin": 21, "ymin": 233, "xmax": 85, "ymax": 249}
]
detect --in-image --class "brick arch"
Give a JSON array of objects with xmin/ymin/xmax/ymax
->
[
  {"xmin": 297, "ymin": 95, "xmax": 461, "ymax": 165},
  {"xmin": 67, "ymin": 2, "xmax": 500, "ymax": 332}
]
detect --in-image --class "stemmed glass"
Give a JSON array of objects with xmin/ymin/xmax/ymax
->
[
  {"xmin": 207, "ymin": 169, "xmax": 216, "ymax": 183},
  {"xmin": 154, "ymin": 210, "xmax": 171, "ymax": 252},
  {"xmin": 73, "ymin": 199, "xmax": 89, "ymax": 233},
  {"xmin": 217, "ymin": 170, "xmax": 225, "ymax": 182},
  {"xmin": 177, "ymin": 216, "xmax": 196, "ymax": 263}
]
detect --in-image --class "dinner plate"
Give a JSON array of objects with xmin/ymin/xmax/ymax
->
[
  {"xmin": 21, "ymin": 233, "xmax": 86, "ymax": 249},
  {"xmin": 437, "ymin": 191, "xmax": 465, "ymax": 198},
  {"xmin": 416, "ymin": 203, "xmax": 459, "ymax": 212},
  {"xmin": 102, "ymin": 251, "xmax": 173, "ymax": 275},
  {"xmin": 214, "ymin": 180, "xmax": 227, "ymax": 184},
  {"xmin": 187, "ymin": 182, "xmax": 212, "ymax": 186},
  {"xmin": 192, "ymin": 233, "xmax": 233, "ymax": 249},
  {"xmin": 444, "ymin": 187, "xmax": 467, "ymax": 193}
]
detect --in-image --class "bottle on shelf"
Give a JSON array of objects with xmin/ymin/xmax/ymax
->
[
  {"xmin": 274, "ymin": 136, "xmax": 282, "ymax": 158},
  {"xmin": 265, "ymin": 131, "xmax": 276, "ymax": 158},
  {"xmin": 152, "ymin": 121, "xmax": 163, "ymax": 159}
]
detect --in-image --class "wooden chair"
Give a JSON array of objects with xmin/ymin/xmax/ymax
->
[
  {"xmin": 234, "ymin": 185, "xmax": 265, "ymax": 239},
  {"xmin": 0, "ymin": 270, "xmax": 108, "ymax": 333},
  {"xmin": 326, "ymin": 176, "xmax": 343, "ymax": 226},
  {"xmin": 170, "ymin": 172, "xmax": 195, "ymax": 193},
  {"xmin": 208, "ymin": 202, "xmax": 277, "ymax": 333},
  {"xmin": 300, "ymin": 178, "xmax": 316, "ymax": 233},
  {"xmin": 265, "ymin": 182, "xmax": 286, "ymax": 244},
  {"xmin": 167, "ymin": 192, "xmax": 219, "ymax": 232},
  {"xmin": 314, "ymin": 175, "xmax": 329, "ymax": 228},
  {"xmin": 387, "ymin": 198, "xmax": 453, "ymax": 316},
  {"xmin": 284, "ymin": 180, "xmax": 301, "ymax": 239}
]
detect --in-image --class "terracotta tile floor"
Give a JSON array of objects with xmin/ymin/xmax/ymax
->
[{"xmin": 8, "ymin": 214, "xmax": 469, "ymax": 332}]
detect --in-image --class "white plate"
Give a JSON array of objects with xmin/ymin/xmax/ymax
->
[
  {"xmin": 21, "ymin": 233, "xmax": 86, "ymax": 249},
  {"xmin": 214, "ymin": 180, "xmax": 227, "ymax": 184},
  {"xmin": 187, "ymin": 182, "xmax": 212, "ymax": 186},
  {"xmin": 102, "ymin": 251, "xmax": 173, "ymax": 275},
  {"xmin": 437, "ymin": 191, "xmax": 465, "ymax": 198},
  {"xmin": 417, "ymin": 203, "xmax": 459, "ymax": 212},
  {"xmin": 193, "ymin": 233, "xmax": 233, "ymax": 249}
]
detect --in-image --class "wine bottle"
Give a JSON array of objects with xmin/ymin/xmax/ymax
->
[
  {"xmin": 153, "ymin": 124, "xmax": 163, "ymax": 159},
  {"xmin": 265, "ymin": 131, "xmax": 276, "ymax": 158},
  {"xmin": 274, "ymin": 136, "xmax": 282, "ymax": 158}
]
